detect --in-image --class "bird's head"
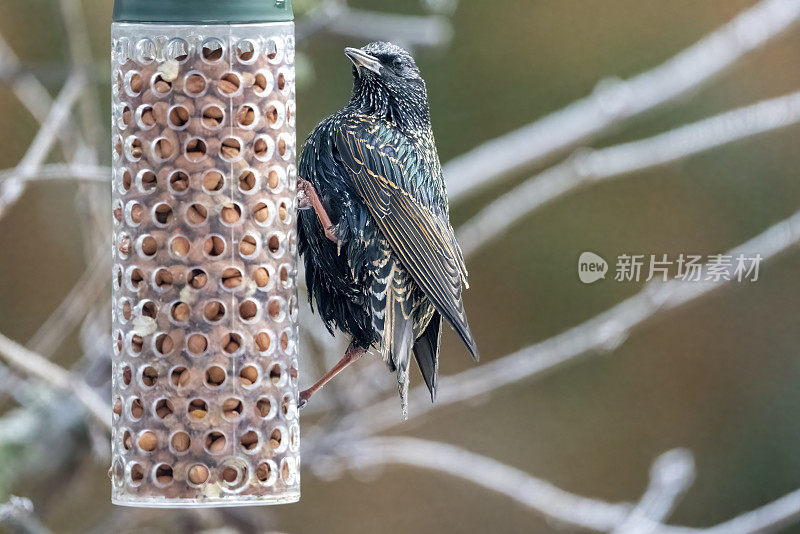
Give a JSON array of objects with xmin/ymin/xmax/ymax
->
[{"xmin": 345, "ymin": 42, "xmax": 430, "ymax": 131}]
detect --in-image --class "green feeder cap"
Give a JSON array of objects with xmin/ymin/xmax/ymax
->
[{"xmin": 113, "ymin": 0, "xmax": 293, "ymax": 24}]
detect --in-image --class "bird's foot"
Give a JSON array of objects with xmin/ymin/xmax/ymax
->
[
  {"xmin": 325, "ymin": 224, "xmax": 343, "ymax": 254},
  {"xmin": 296, "ymin": 177, "xmax": 342, "ymax": 249},
  {"xmin": 296, "ymin": 177, "xmax": 313, "ymax": 210},
  {"xmin": 298, "ymin": 389, "xmax": 312, "ymax": 410}
]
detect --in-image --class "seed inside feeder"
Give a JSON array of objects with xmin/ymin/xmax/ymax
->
[
  {"xmin": 270, "ymin": 428, "xmax": 281, "ymax": 450},
  {"xmin": 254, "ymin": 267, "xmax": 270, "ymax": 288},
  {"xmin": 130, "ymin": 398, "xmax": 144, "ymax": 419},
  {"xmin": 187, "ymin": 333, "xmax": 208, "ymax": 354},
  {"xmin": 239, "ymin": 235, "xmax": 257, "ymax": 255},
  {"xmin": 142, "ymin": 366, "xmax": 158, "ymax": 386},
  {"xmin": 171, "ymin": 431, "xmax": 190, "ymax": 452},
  {"xmin": 155, "ymin": 398, "xmax": 174, "ymax": 418},
  {"xmin": 187, "ymin": 268, "xmax": 207, "ymax": 289},
  {"xmin": 219, "ymin": 72, "xmax": 240, "ymax": 94},
  {"xmin": 170, "ymin": 366, "xmax": 190, "ymax": 386},
  {"xmin": 155, "ymin": 333, "xmax": 174, "ymax": 354},
  {"xmin": 253, "ymin": 202, "xmax": 270, "ymax": 223},
  {"xmin": 255, "ymin": 332, "xmax": 271, "ymax": 352},
  {"xmin": 237, "ymin": 105, "xmax": 256, "ymax": 127},
  {"xmin": 188, "ymin": 399, "xmax": 208, "ymax": 419},
  {"xmin": 220, "ymin": 137, "xmax": 241, "ymax": 159},
  {"xmin": 203, "ymin": 301, "xmax": 225, "ymax": 322},
  {"xmin": 188, "ymin": 464, "xmax": 209, "ymax": 484},
  {"xmin": 154, "ymin": 268, "xmax": 173, "ymax": 288},
  {"xmin": 170, "ymin": 236, "xmax": 190, "ymax": 257},
  {"xmin": 129, "ymin": 73, "xmax": 143, "ymax": 94},
  {"xmin": 155, "ymin": 464, "xmax": 173, "ymax": 485},
  {"xmin": 241, "ymin": 431, "xmax": 258, "ymax": 451},
  {"xmin": 168, "ymin": 106, "xmax": 189, "ymax": 128},
  {"xmin": 254, "ymin": 73, "xmax": 268, "ymax": 94},
  {"xmin": 223, "ymin": 333, "xmax": 242, "ymax": 354},
  {"xmin": 153, "ymin": 74, "xmax": 172, "ymax": 94},
  {"xmin": 140, "ymin": 170, "xmax": 157, "ymax": 191},
  {"xmin": 240, "ymin": 300, "xmax": 258, "ymax": 320},
  {"xmin": 169, "ymin": 170, "xmax": 189, "ymax": 192},
  {"xmin": 185, "ymin": 138, "xmax": 207, "ymax": 161},
  {"xmin": 256, "ymin": 397, "xmax": 272, "ymax": 418},
  {"xmin": 138, "ymin": 431, "xmax": 158, "ymax": 451},
  {"xmin": 170, "ymin": 301, "xmax": 190, "ymax": 321},
  {"xmin": 201, "ymin": 106, "xmax": 224, "ymax": 129},
  {"xmin": 238, "ymin": 170, "xmax": 256, "ymax": 191},
  {"xmin": 222, "ymin": 398, "xmax": 243, "ymax": 419},
  {"xmin": 186, "ymin": 203, "xmax": 208, "ymax": 224},
  {"xmin": 203, "ymin": 170, "xmax": 224, "ymax": 191},
  {"xmin": 221, "ymin": 203, "xmax": 241, "ymax": 224},
  {"xmin": 203, "ymin": 236, "xmax": 225, "ymax": 256},
  {"xmin": 205, "ymin": 431, "xmax": 226, "ymax": 453},
  {"xmin": 240, "ymin": 365, "xmax": 258, "ymax": 385},
  {"xmin": 256, "ymin": 462, "xmax": 272, "ymax": 482},
  {"xmin": 184, "ymin": 73, "xmax": 206, "ymax": 95},
  {"xmin": 140, "ymin": 105, "xmax": 156, "ymax": 127},
  {"xmin": 154, "ymin": 203, "xmax": 173, "ymax": 224},
  {"xmin": 205, "ymin": 365, "xmax": 226, "ymax": 387},
  {"xmin": 221, "ymin": 267, "xmax": 242, "ymax": 288}
]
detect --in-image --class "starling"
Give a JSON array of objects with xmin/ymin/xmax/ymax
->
[{"xmin": 297, "ymin": 42, "xmax": 478, "ymax": 415}]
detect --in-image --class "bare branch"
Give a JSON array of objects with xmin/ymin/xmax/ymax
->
[
  {"xmin": 296, "ymin": 0, "xmax": 452, "ymax": 50},
  {"xmin": 28, "ymin": 247, "xmax": 109, "ymax": 356},
  {"xmin": 0, "ymin": 163, "xmax": 110, "ymax": 184},
  {"xmin": 0, "ymin": 331, "xmax": 111, "ymax": 431},
  {"xmin": 0, "ymin": 74, "xmax": 85, "ymax": 219},
  {"xmin": 346, "ymin": 436, "xmax": 631, "ymax": 531},
  {"xmin": 701, "ymin": 487, "xmax": 800, "ymax": 534},
  {"xmin": 614, "ymin": 449, "xmax": 695, "ymax": 534},
  {"xmin": 444, "ymin": 0, "xmax": 800, "ymax": 202},
  {"xmin": 336, "ymin": 205, "xmax": 800, "ymax": 436},
  {"xmin": 457, "ymin": 90, "xmax": 800, "ymax": 259}
]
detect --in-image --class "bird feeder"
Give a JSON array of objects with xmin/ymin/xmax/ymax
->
[{"xmin": 110, "ymin": 0, "xmax": 300, "ymax": 507}]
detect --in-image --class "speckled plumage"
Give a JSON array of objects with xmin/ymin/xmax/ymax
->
[{"xmin": 297, "ymin": 42, "xmax": 478, "ymax": 412}]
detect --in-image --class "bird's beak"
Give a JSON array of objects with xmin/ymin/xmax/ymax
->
[{"xmin": 345, "ymin": 47, "xmax": 382, "ymax": 76}]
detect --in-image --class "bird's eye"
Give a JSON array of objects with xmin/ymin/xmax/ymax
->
[{"xmin": 392, "ymin": 57, "xmax": 404, "ymax": 70}]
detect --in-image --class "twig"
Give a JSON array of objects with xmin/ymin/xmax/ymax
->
[
  {"xmin": 0, "ymin": 331, "xmax": 111, "ymax": 431},
  {"xmin": 0, "ymin": 162, "xmax": 110, "ymax": 184},
  {"xmin": 444, "ymin": 0, "xmax": 800, "ymax": 201},
  {"xmin": 335, "ymin": 205, "xmax": 800, "ymax": 436},
  {"xmin": 0, "ymin": 34, "xmax": 78, "ymax": 158},
  {"xmin": 28, "ymin": 247, "xmax": 109, "ymax": 356},
  {"xmin": 346, "ymin": 436, "xmax": 631, "ymax": 531},
  {"xmin": 323, "ymin": 8, "xmax": 452, "ymax": 50},
  {"xmin": 614, "ymin": 449, "xmax": 695, "ymax": 534},
  {"xmin": 457, "ymin": 90, "xmax": 800, "ymax": 259},
  {"xmin": 0, "ymin": 73, "xmax": 85, "ymax": 219},
  {"xmin": 296, "ymin": 0, "xmax": 452, "ymax": 50}
]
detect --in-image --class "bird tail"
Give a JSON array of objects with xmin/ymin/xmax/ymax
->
[
  {"xmin": 413, "ymin": 311, "xmax": 441, "ymax": 402},
  {"xmin": 372, "ymin": 259, "xmax": 416, "ymax": 418}
]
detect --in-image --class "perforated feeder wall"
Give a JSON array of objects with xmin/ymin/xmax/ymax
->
[{"xmin": 110, "ymin": 0, "xmax": 300, "ymax": 507}]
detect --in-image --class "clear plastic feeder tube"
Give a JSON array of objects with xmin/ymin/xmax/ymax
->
[{"xmin": 110, "ymin": 18, "xmax": 300, "ymax": 507}]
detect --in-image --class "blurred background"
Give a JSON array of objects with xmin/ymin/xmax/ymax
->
[{"xmin": 1, "ymin": 0, "xmax": 800, "ymax": 532}]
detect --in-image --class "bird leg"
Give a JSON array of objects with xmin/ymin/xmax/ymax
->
[
  {"xmin": 297, "ymin": 177, "xmax": 339, "ymax": 244},
  {"xmin": 298, "ymin": 342, "xmax": 367, "ymax": 409}
]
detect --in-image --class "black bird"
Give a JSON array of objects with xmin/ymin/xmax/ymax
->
[{"xmin": 296, "ymin": 41, "xmax": 478, "ymax": 415}]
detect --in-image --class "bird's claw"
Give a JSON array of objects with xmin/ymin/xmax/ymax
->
[
  {"xmin": 298, "ymin": 390, "xmax": 311, "ymax": 410},
  {"xmin": 296, "ymin": 178, "xmax": 312, "ymax": 210},
  {"xmin": 325, "ymin": 225, "xmax": 343, "ymax": 254}
]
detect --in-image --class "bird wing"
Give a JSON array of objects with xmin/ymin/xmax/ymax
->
[{"xmin": 334, "ymin": 120, "xmax": 478, "ymax": 359}]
